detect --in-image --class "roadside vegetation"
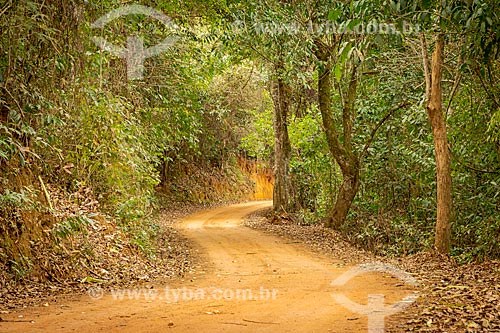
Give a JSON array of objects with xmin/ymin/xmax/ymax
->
[{"xmin": 1, "ymin": 0, "xmax": 499, "ymax": 298}]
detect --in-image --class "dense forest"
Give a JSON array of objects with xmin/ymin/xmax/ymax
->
[{"xmin": 1, "ymin": 0, "xmax": 500, "ymax": 331}]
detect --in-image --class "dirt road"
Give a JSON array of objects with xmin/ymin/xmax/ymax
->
[{"xmin": 1, "ymin": 201, "xmax": 418, "ymax": 332}]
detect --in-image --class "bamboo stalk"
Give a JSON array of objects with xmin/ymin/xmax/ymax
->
[{"xmin": 38, "ymin": 175, "xmax": 53, "ymax": 210}]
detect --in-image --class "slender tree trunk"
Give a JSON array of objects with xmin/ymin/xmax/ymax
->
[
  {"xmin": 315, "ymin": 41, "xmax": 360, "ymax": 229},
  {"xmin": 326, "ymin": 162, "xmax": 360, "ymax": 228},
  {"xmin": 422, "ymin": 34, "xmax": 452, "ymax": 253},
  {"xmin": 271, "ymin": 64, "xmax": 292, "ymax": 213}
]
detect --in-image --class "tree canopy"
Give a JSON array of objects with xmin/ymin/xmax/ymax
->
[{"xmin": 1, "ymin": 0, "xmax": 500, "ymax": 286}]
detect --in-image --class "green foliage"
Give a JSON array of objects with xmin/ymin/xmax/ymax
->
[
  {"xmin": 1, "ymin": 0, "xmax": 269, "ymax": 283},
  {"xmin": 447, "ymin": 82, "xmax": 500, "ymax": 262},
  {"xmin": 0, "ymin": 187, "xmax": 36, "ymax": 210},
  {"xmin": 8, "ymin": 255, "xmax": 33, "ymax": 280},
  {"xmin": 288, "ymin": 108, "xmax": 337, "ymax": 218},
  {"xmin": 52, "ymin": 214, "xmax": 97, "ymax": 241},
  {"xmin": 0, "ymin": 184, "xmax": 42, "ymax": 280},
  {"xmin": 0, "ymin": 185, "xmax": 39, "ymax": 231},
  {"xmin": 1, "ymin": 0, "xmax": 500, "ymax": 281},
  {"xmin": 41, "ymin": 86, "xmax": 160, "ymax": 221},
  {"xmin": 240, "ymin": 103, "xmax": 274, "ymax": 159},
  {"xmin": 120, "ymin": 220, "xmax": 161, "ymax": 259}
]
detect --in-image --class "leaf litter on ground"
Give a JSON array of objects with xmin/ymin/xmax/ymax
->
[{"xmin": 244, "ymin": 208, "xmax": 500, "ymax": 333}]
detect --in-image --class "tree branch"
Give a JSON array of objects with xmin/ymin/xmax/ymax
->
[
  {"xmin": 473, "ymin": 65, "xmax": 500, "ymax": 110},
  {"xmin": 420, "ymin": 33, "xmax": 431, "ymax": 101},
  {"xmin": 361, "ymin": 101, "xmax": 409, "ymax": 160},
  {"xmin": 451, "ymin": 150, "xmax": 500, "ymax": 174},
  {"xmin": 445, "ymin": 56, "xmax": 462, "ymax": 118}
]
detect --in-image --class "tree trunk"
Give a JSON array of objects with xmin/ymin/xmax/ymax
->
[
  {"xmin": 315, "ymin": 40, "xmax": 360, "ymax": 229},
  {"xmin": 271, "ymin": 65, "xmax": 292, "ymax": 213},
  {"xmin": 422, "ymin": 34, "xmax": 452, "ymax": 254},
  {"xmin": 325, "ymin": 161, "xmax": 360, "ymax": 228}
]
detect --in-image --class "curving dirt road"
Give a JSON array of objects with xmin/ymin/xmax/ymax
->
[{"xmin": 1, "ymin": 201, "xmax": 418, "ymax": 332}]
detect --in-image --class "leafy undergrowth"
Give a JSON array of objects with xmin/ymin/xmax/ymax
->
[
  {"xmin": 245, "ymin": 209, "xmax": 500, "ymax": 332},
  {"xmin": 0, "ymin": 190, "xmax": 205, "ymax": 311},
  {"xmin": 0, "ymin": 154, "xmax": 258, "ymax": 311}
]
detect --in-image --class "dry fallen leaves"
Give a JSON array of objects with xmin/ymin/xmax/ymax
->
[{"xmin": 245, "ymin": 209, "xmax": 500, "ymax": 333}]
